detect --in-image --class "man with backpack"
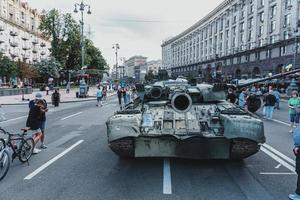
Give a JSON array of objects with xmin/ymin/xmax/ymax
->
[{"xmin": 29, "ymin": 93, "xmax": 48, "ymax": 149}]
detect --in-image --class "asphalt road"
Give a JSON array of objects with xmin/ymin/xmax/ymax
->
[{"xmin": 0, "ymin": 98, "xmax": 297, "ymax": 200}]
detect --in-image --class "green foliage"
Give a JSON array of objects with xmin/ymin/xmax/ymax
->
[
  {"xmin": 33, "ymin": 57, "xmax": 62, "ymax": 81},
  {"xmin": 145, "ymin": 70, "xmax": 155, "ymax": 82},
  {"xmin": 39, "ymin": 9, "xmax": 107, "ymax": 73},
  {"xmin": 0, "ymin": 54, "xmax": 18, "ymax": 79}
]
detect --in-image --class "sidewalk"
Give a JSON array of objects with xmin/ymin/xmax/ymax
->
[{"xmin": 0, "ymin": 87, "xmax": 115, "ymax": 105}]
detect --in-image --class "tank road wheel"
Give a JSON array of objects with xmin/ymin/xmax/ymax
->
[
  {"xmin": 230, "ymin": 138, "xmax": 259, "ymax": 160},
  {"xmin": 109, "ymin": 138, "xmax": 134, "ymax": 158}
]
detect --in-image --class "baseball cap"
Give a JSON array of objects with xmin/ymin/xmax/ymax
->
[{"xmin": 35, "ymin": 93, "xmax": 43, "ymax": 99}]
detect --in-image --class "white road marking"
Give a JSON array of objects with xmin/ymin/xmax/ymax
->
[
  {"xmin": 263, "ymin": 144, "xmax": 295, "ymax": 166},
  {"xmin": 270, "ymin": 119, "xmax": 290, "ymax": 126},
  {"xmin": 60, "ymin": 112, "xmax": 83, "ymax": 121},
  {"xmin": 260, "ymin": 146, "xmax": 295, "ymax": 173},
  {"xmin": 24, "ymin": 140, "xmax": 84, "ymax": 180},
  {"xmin": 275, "ymin": 164, "xmax": 282, "ymax": 169},
  {"xmin": 163, "ymin": 158, "xmax": 172, "ymax": 195},
  {"xmin": 0, "ymin": 115, "xmax": 26, "ymax": 123},
  {"xmin": 260, "ymin": 172, "xmax": 296, "ymax": 175}
]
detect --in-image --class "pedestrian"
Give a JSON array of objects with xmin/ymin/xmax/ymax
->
[
  {"xmin": 226, "ymin": 88, "xmax": 237, "ymax": 104},
  {"xmin": 66, "ymin": 83, "xmax": 70, "ymax": 94},
  {"xmin": 26, "ymin": 99, "xmax": 48, "ymax": 154},
  {"xmin": 289, "ymin": 91, "xmax": 300, "ymax": 133},
  {"xmin": 52, "ymin": 89, "xmax": 60, "ymax": 107},
  {"xmin": 29, "ymin": 93, "xmax": 48, "ymax": 149},
  {"xmin": 273, "ymin": 88, "xmax": 281, "ymax": 110},
  {"xmin": 45, "ymin": 85, "xmax": 49, "ymax": 96},
  {"xmin": 102, "ymin": 87, "xmax": 107, "ymax": 101},
  {"xmin": 96, "ymin": 87, "xmax": 103, "ymax": 107},
  {"xmin": 289, "ymin": 126, "xmax": 300, "ymax": 200},
  {"xmin": 263, "ymin": 90, "xmax": 277, "ymax": 120},
  {"xmin": 117, "ymin": 88, "xmax": 122, "ymax": 110},
  {"xmin": 238, "ymin": 88, "xmax": 247, "ymax": 109},
  {"xmin": 122, "ymin": 88, "xmax": 127, "ymax": 105}
]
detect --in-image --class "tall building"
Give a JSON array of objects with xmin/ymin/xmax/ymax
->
[
  {"xmin": 124, "ymin": 56, "xmax": 147, "ymax": 80},
  {"xmin": 147, "ymin": 60, "xmax": 162, "ymax": 75},
  {"xmin": 162, "ymin": 0, "xmax": 300, "ymax": 81},
  {"xmin": 0, "ymin": 0, "xmax": 50, "ymax": 64}
]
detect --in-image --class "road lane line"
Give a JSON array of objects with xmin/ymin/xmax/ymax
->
[
  {"xmin": 263, "ymin": 144, "xmax": 295, "ymax": 166},
  {"xmin": 61, "ymin": 112, "xmax": 83, "ymax": 121},
  {"xmin": 270, "ymin": 119, "xmax": 290, "ymax": 126},
  {"xmin": 24, "ymin": 140, "xmax": 84, "ymax": 180},
  {"xmin": 260, "ymin": 146, "xmax": 295, "ymax": 173},
  {"xmin": 163, "ymin": 158, "xmax": 172, "ymax": 195},
  {"xmin": 260, "ymin": 172, "xmax": 295, "ymax": 175},
  {"xmin": 0, "ymin": 115, "xmax": 26, "ymax": 123}
]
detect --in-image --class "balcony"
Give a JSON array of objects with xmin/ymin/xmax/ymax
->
[
  {"xmin": 32, "ymin": 48, "xmax": 38, "ymax": 54},
  {"xmin": 0, "ymin": 26, "xmax": 5, "ymax": 32},
  {"xmin": 10, "ymin": 52, "xmax": 19, "ymax": 59},
  {"xmin": 33, "ymin": 58, "xmax": 38, "ymax": 62},
  {"xmin": 10, "ymin": 42, "xmax": 18, "ymax": 47},
  {"xmin": 22, "ymin": 46, "xmax": 31, "ymax": 51},
  {"xmin": 10, "ymin": 31, "xmax": 18, "ymax": 37},
  {"xmin": 40, "ymin": 51, "xmax": 46, "ymax": 56},
  {"xmin": 32, "ymin": 39, "xmax": 39, "ymax": 45},
  {"xmin": 40, "ymin": 42, "xmax": 46, "ymax": 47},
  {"xmin": 21, "ymin": 36, "xmax": 29, "ymax": 41}
]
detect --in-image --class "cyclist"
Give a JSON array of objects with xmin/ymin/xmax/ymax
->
[{"xmin": 26, "ymin": 99, "xmax": 48, "ymax": 154}]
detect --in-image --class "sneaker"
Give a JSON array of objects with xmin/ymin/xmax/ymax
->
[
  {"xmin": 40, "ymin": 144, "xmax": 47, "ymax": 149},
  {"xmin": 32, "ymin": 148, "xmax": 42, "ymax": 154},
  {"xmin": 289, "ymin": 194, "xmax": 300, "ymax": 200}
]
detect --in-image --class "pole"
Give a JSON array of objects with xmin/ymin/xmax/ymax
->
[
  {"xmin": 115, "ymin": 49, "xmax": 118, "ymax": 79},
  {"xmin": 81, "ymin": 2, "xmax": 85, "ymax": 69}
]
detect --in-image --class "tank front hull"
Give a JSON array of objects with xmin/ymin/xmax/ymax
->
[{"xmin": 109, "ymin": 136, "xmax": 260, "ymax": 160}]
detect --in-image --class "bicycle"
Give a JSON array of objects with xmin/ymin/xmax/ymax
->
[
  {"xmin": 0, "ymin": 138, "xmax": 10, "ymax": 181},
  {"xmin": 0, "ymin": 127, "xmax": 35, "ymax": 164}
]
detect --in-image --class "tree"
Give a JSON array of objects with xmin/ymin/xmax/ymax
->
[
  {"xmin": 34, "ymin": 57, "xmax": 62, "ymax": 83},
  {"xmin": 39, "ymin": 9, "xmax": 107, "ymax": 73},
  {"xmin": 0, "ymin": 54, "xmax": 18, "ymax": 82},
  {"xmin": 19, "ymin": 61, "xmax": 39, "ymax": 80}
]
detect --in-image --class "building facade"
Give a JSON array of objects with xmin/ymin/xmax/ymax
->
[
  {"xmin": 0, "ymin": 0, "xmax": 50, "ymax": 64},
  {"xmin": 162, "ymin": 0, "xmax": 300, "ymax": 81},
  {"xmin": 147, "ymin": 60, "xmax": 162, "ymax": 75},
  {"xmin": 124, "ymin": 56, "xmax": 147, "ymax": 80}
]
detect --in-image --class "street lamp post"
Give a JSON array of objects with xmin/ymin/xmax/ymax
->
[
  {"xmin": 120, "ymin": 57, "xmax": 126, "ymax": 78},
  {"xmin": 112, "ymin": 44, "xmax": 120, "ymax": 79},
  {"xmin": 74, "ymin": 1, "xmax": 91, "ymax": 69}
]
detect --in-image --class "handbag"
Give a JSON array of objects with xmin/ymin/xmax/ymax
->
[{"xmin": 296, "ymin": 106, "xmax": 300, "ymax": 114}]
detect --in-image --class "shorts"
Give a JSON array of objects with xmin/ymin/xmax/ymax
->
[
  {"xmin": 39, "ymin": 121, "xmax": 46, "ymax": 132},
  {"xmin": 290, "ymin": 114, "xmax": 300, "ymax": 123},
  {"xmin": 97, "ymin": 97, "xmax": 103, "ymax": 102}
]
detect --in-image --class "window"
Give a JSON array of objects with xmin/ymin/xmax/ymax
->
[
  {"xmin": 284, "ymin": 14, "xmax": 291, "ymax": 27},
  {"xmin": 259, "ymin": 12, "xmax": 264, "ymax": 22},
  {"xmin": 259, "ymin": 0, "xmax": 264, "ymax": 7},
  {"xmin": 271, "ymin": 5, "xmax": 277, "ymax": 18},
  {"xmin": 249, "ymin": 18, "xmax": 253, "ymax": 28},
  {"xmin": 283, "ymin": 31, "xmax": 289, "ymax": 40},
  {"xmin": 258, "ymin": 39, "xmax": 263, "ymax": 47},
  {"xmin": 250, "ymin": 5, "xmax": 254, "ymax": 13},
  {"xmin": 270, "ymin": 35, "xmax": 275, "ymax": 44},
  {"xmin": 232, "ymin": 26, "xmax": 236, "ymax": 36},
  {"xmin": 240, "ymin": 22, "xmax": 245, "ymax": 32},
  {"xmin": 255, "ymin": 52, "xmax": 260, "ymax": 60},
  {"xmin": 259, "ymin": 25, "xmax": 264, "ymax": 36},
  {"xmin": 270, "ymin": 21, "xmax": 276, "ymax": 33},
  {"xmin": 285, "ymin": 0, "xmax": 292, "ymax": 9},
  {"xmin": 280, "ymin": 46, "xmax": 286, "ymax": 56},
  {"xmin": 233, "ymin": 16, "xmax": 237, "ymax": 24},
  {"xmin": 248, "ymin": 30, "xmax": 252, "ymax": 41},
  {"xmin": 241, "ymin": 10, "xmax": 245, "ymax": 19}
]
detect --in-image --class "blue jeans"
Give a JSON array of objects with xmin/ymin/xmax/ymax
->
[{"xmin": 265, "ymin": 106, "xmax": 274, "ymax": 119}]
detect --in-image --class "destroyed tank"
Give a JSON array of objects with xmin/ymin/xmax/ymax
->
[{"xmin": 106, "ymin": 69, "xmax": 300, "ymax": 160}]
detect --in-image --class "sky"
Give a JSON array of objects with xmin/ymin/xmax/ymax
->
[{"xmin": 27, "ymin": 0, "xmax": 224, "ymax": 67}]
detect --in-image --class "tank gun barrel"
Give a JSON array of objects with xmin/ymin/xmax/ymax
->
[{"xmin": 237, "ymin": 68, "xmax": 300, "ymax": 88}]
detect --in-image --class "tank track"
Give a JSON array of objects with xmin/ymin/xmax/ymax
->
[
  {"xmin": 230, "ymin": 138, "xmax": 260, "ymax": 160},
  {"xmin": 109, "ymin": 138, "xmax": 134, "ymax": 158}
]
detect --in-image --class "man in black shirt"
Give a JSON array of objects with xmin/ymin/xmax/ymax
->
[
  {"xmin": 264, "ymin": 90, "xmax": 277, "ymax": 120},
  {"xmin": 26, "ymin": 100, "xmax": 48, "ymax": 154},
  {"xmin": 226, "ymin": 88, "xmax": 237, "ymax": 104}
]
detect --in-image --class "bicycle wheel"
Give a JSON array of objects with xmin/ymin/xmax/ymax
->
[
  {"xmin": 0, "ymin": 149, "xmax": 10, "ymax": 181},
  {"xmin": 18, "ymin": 138, "xmax": 34, "ymax": 163}
]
